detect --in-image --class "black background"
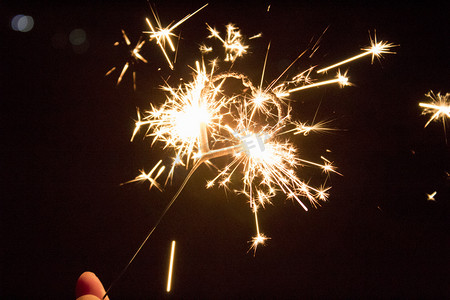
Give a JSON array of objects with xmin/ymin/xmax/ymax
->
[{"xmin": 2, "ymin": 1, "xmax": 449, "ymax": 298}]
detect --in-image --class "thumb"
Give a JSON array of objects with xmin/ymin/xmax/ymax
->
[{"xmin": 76, "ymin": 271, "xmax": 109, "ymax": 300}]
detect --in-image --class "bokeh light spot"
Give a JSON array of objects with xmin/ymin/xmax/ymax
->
[
  {"xmin": 69, "ymin": 28, "xmax": 86, "ymax": 46},
  {"xmin": 11, "ymin": 15, "xmax": 34, "ymax": 32}
]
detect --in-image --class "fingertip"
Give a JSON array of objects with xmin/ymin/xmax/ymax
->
[{"xmin": 76, "ymin": 271, "xmax": 108, "ymax": 300}]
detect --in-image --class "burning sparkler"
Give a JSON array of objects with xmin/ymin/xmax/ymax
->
[
  {"xmin": 128, "ymin": 23, "xmax": 396, "ymax": 252},
  {"xmin": 105, "ymin": 29, "xmax": 147, "ymax": 90},
  {"xmin": 103, "ymin": 4, "xmax": 398, "ymax": 297},
  {"xmin": 131, "ymin": 55, "xmax": 352, "ymax": 252}
]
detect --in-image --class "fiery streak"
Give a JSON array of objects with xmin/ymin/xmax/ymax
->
[
  {"xmin": 145, "ymin": 4, "xmax": 208, "ymax": 69},
  {"xmin": 166, "ymin": 240, "xmax": 176, "ymax": 292},
  {"xmin": 286, "ymin": 70, "xmax": 350, "ymax": 93},
  {"xmin": 317, "ymin": 32, "xmax": 396, "ymax": 74},
  {"xmin": 105, "ymin": 29, "xmax": 148, "ymax": 90}
]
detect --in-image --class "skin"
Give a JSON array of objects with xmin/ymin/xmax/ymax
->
[{"xmin": 76, "ymin": 272, "xmax": 109, "ymax": 300}]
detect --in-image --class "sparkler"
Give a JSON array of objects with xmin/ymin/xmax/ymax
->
[
  {"xmin": 131, "ymin": 56, "xmax": 350, "ymax": 252},
  {"xmin": 103, "ymin": 3, "xmax": 397, "ymax": 297},
  {"xmin": 129, "ymin": 23, "xmax": 395, "ymax": 252},
  {"xmin": 105, "ymin": 29, "xmax": 147, "ymax": 91}
]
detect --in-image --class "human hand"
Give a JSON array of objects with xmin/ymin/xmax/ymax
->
[{"xmin": 76, "ymin": 271, "xmax": 109, "ymax": 300}]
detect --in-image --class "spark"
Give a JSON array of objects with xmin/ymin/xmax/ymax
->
[
  {"xmin": 419, "ymin": 91, "xmax": 450, "ymax": 128},
  {"xmin": 145, "ymin": 4, "xmax": 208, "ymax": 69},
  {"xmin": 317, "ymin": 31, "xmax": 397, "ymax": 73},
  {"xmin": 122, "ymin": 160, "xmax": 165, "ymax": 192},
  {"xmin": 105, "ymin": 29, "xmax": 148, "ymax": 90},
  {"xmin": 426, "ymin": 191, "xmax": 437, "ymax": 202},
  {"xmin": 205, "ymin": 23, "xmax": 252, "ymax": 62},
  {"xmin": 166, "ymin": 240, "xmax": 176, "ymax": 292},
  {"xmin": 292, "ymin": 120, "xmax": 339, "ymax": 136},
  {"xmin": 286, "ymin": 70, "xmax": 350, "ymax": 94}
]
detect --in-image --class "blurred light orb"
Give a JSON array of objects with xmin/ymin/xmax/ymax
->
[
  {"xmin": 69, "ymin": 28, "xmax": 87, "ymax": 46},
  {"xmin": 11, "ymin": 15, "xmax": 34, "ymax": 32}
]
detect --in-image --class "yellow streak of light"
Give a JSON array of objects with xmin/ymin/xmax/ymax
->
[
  {"xmin": 317, "ymin": 32, "xmax": 396, "ymax": 73},
  {"xmin": 166, "ymin": 240, "xmax": 176, "ymax": 292},
  {"xmin": 288, "ymin": 71, "xmax": 349, "ymax": 93}
]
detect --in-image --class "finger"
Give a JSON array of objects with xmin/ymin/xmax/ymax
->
[
  {"xmin": 77, "ymin": 295, "xmax": 103, "ymax": 300},
  {"xmin": 76, "ymin": 271, "xmax": 109, "ymax": 300}
]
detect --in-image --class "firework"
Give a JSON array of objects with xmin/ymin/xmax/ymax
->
[
  {"xmin": 103, "ymin": 1, "xmax": 399, "ymax": 259},
  {"xmin": 102, "ymin": 4, "xmax": 398, "ymax": 297},
  {"xmin": 105, "ymin": 29, "xmax": 147, "ymax": 90}
]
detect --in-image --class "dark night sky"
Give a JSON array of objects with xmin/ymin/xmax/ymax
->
[{"xmin": 1, "ymin": 1, "xmax": 449, "ymax": 299}]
